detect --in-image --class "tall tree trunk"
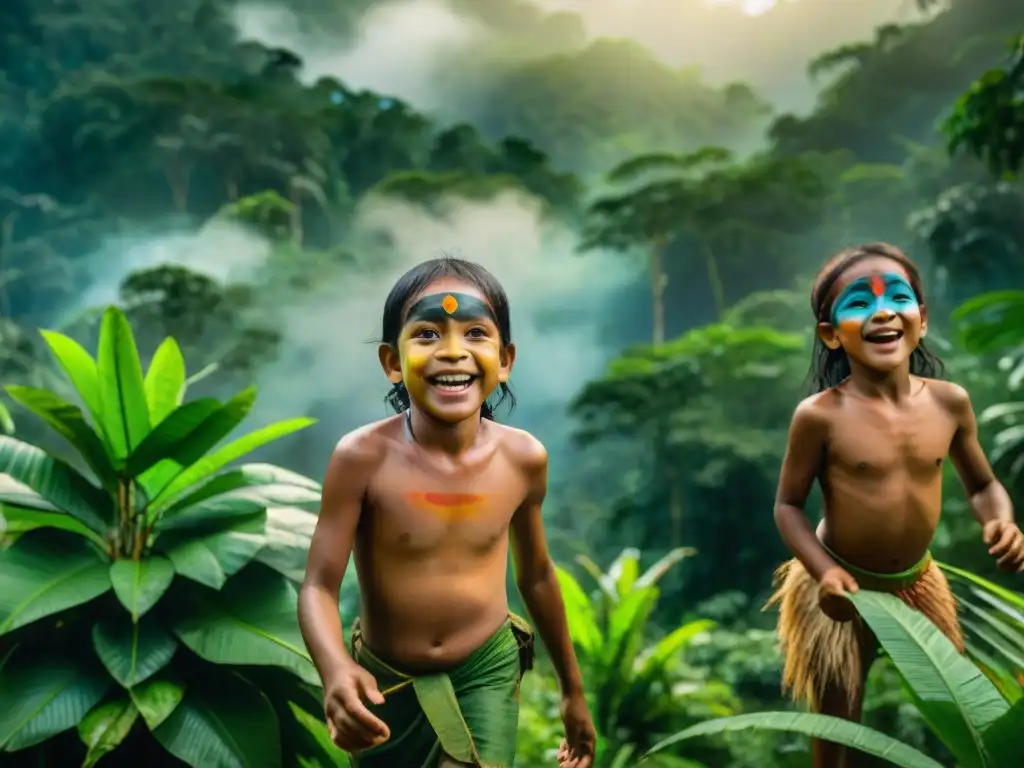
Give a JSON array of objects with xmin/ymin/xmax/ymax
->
[
  {"xmin": 289, "ymin": 188, "xmax": 303, "ymax": 247},
  {"xmin": 225, "ymin": 179, "xmax": 238, "ymax": 202},
  {"xmin": 702, "ymin": 244, "xmax": 727, "ymax": 319},
  {"xmin": 650, "ymin": 240, "xmax": 667, "ymax": 344}
]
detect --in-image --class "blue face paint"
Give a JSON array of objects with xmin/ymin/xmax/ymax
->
[{"xmin": 831, "ymin": 272, "xmax": 918, "ymax": 326}]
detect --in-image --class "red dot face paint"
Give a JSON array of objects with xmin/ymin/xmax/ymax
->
[{"xmin": 870, "ymin": 274, "xmax": 885, "ymax": 297}]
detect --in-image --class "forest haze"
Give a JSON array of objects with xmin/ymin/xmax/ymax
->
[{"xmin": 1, "ymin": 0, "xmax": 1024, "ymax": 765}]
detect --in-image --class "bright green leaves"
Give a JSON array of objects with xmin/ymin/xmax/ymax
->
[
  {"xmin": 109, "ymin": 556, "xmax": 175, "ymax": 620},
  {"xmin": 144, "ymin": 337, "xmax": 186, "ymax": 426},
  {"xmin": 97, "ymin": 306, "xmax": 151, "ymax": 459},
  {"xmin": 646, "ymin": 712, "xmax": 943, "ymax": 768},
  {"xmin": 849, "ymin": 591, "xmax": 1015, "ymax": 768},
  {"xmin": 78, "ymin": 697, "xmax": 140, "ymax": 768},
  {"xmin": 39, "ymin": 330, "xmax": 106, "ymax": 439},
  {"xmin": 0, "ymin": 436, "xmax": 111, "ymax": 535},
  {"xmin": 0, "ymin": 306, "xmax": 322, "ymax": 766},
  {"xmin": 4, "ymin": 386, "xmax": 118, "ymax": 488},
  {"xmin": 0, "ymin": 532, "xmax": 111, "ymax": 635}
]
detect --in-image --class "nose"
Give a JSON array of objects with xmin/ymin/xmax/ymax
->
[
  {"xmin": 871, "ymin": 305, "xmax": 895, "ymax": 321},
  {"xmin": 435, "ymin": 335, "xmax": 469, "ymax": 361}
]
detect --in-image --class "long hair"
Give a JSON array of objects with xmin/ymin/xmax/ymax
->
[
  {"xmin": 380, "ymin": 256, "xmax": 516, "ymax": 420},
  {"xmin": 807, "ymin": 242, "xmax": 945, "ymax": 393}
]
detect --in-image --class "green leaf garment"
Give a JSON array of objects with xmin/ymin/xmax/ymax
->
[{"xmin": 349, "ymin": 614, "xmax": 534, "ymax": 768}]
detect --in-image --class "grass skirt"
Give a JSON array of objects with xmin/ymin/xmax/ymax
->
[{"xmin": 766, "ymin": 552, "xmax": 963, "ymax": 710}]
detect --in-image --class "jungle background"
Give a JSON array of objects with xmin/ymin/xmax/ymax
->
[{"xmin": 2, "ymin": 0, "xmax": 1024, "ymax": 765}]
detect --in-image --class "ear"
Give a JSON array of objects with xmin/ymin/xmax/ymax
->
[
  {"xmin": 919, "ymin": 303, "xmax": 928, "ymax": 337},
  {"xmin": 378, "ymin": 343, "xmax": 403, "ymax": 384},
  {"xmin": 498, "ymin": 342, "xmax": 516, "ymax": 383},
  {"xmin": 816, "ymin": 322, "xmax": 842, "ymax": 350}
]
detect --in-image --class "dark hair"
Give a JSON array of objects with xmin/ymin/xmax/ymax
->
[
  {"xmin": 807, "ymin": 242, "xmax": 945, "ymax": 393},
  {"xmin": 380, "ymin": 256, "xmax": 516, "ymax": 420}
]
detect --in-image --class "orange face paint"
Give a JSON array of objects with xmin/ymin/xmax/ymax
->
[
  {"xmin": 404, "ymin": 491, "xmax": 485, "ymax": 520},
  {"xmin": 869, "ymin": 274, "xmax": 885, "ymax": 297}
]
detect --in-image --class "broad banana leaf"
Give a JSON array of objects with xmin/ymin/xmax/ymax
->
[
  {"xmin": 0, "ymin": 531, "xmax": 111, "ymax": 635},
  {"xmin": 849, "ymin": 590, "xmax": 1008, "ymax": 768},
  {"xmin": 169, "ymin": 564, "xmax": 318, "ymax": 685},
  {"xmin": 645, "ymin": 712, "xmax": 943, "ymax": 768}
]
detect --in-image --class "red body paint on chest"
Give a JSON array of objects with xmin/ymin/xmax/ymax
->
[{"xmin": 404, "ymin": 491, "xmax": 484, "ymax": 518}]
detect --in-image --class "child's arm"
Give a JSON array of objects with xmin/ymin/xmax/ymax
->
[
  {"xmin": 947, "ymin": 384, "xmax": 1023, "ymax": 570},
  {"xmin": 509, "ymin": 436, "xmax": 595, "ymax": 766},
  {"xmin": 510, "ymin": 438, "xmax": 584, "ymax": 699},
  {"xmin": 774, "ymin": 399, "xmax": 844, "ymax": 582},
  {"xmin": 298, "ymin": 432, "xmax": 389, "ymax": 748}
]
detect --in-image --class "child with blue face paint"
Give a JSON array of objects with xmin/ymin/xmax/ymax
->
[{"xmin": 768, "ymin": 242, "xmax": 1024, "ymax": 768}]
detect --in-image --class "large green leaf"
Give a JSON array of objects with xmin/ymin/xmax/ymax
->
[
  {"xmin": 0, "ymin": 504, "xmax": 107, "ymax": 548},
  {"xmin": 163, "ymin": 513, "xmax": 266, "ymax": 589},
  {"xmin": 78, "ymin": 696, "xmax": 139, "ymax": 767},
  {"xmin": 555, "ymin": 566, "xmax": 603, "ymax": 658},
  {"xmin": 130, "ymin": 672, "xmax": 186, "ymax": 730},
  {"xmin": 126, "ymin": 398, "xmax": 224, "ymax": 478},
  {"xmin": 849, "ymin": 590, "xmax": 1008, "ymax": 767},
  {"xmin": 92, "ymin": 615, "xmax": 179, "ymax": 687},
  {"xmin": 150, "ymin": 417, "xmax": 317, "ymax": 513},
  {"xmin": 170, "ymin": 564, "xmax": 318, "ymax": 684},
  {"xmin": 0, "ymin": 436, "xmax": 111, "ymax": 534},
  {"xmin": 0, "ymin": 531, "xmax": 111, "ymax": 635},
  {"xmin": 153, "ymin": 670, "xmax": 281, "ymax": 768},
  {"xmin": 157, "ymin": 484, "xmax": 320, "ymax": 534},
  {"xmin": 0, "ymin": 651, "xmax": 109, "ymax": 751},
  {"xmin": 163, "ymin": 463, "xmax": 321, "ymax": 517},
  {"xmin": 256, "ymin": 506, "xmax": 318, "ymax": 583},
  {"xmin": 109, "ymin": 555, "xmax": 175, "ymax": 620},
  {"xmin": 96, "ymin": 306, "xmax": 151, "ymax": 459},
  {"xmin": 39, "ymin": 330, "xmax": 106, "ymax": 443},
  {"xmin": 645, "ymin": 712, "xmax": 943, "ymax": 768},
  {"xmin": 144, "ymin": 337, "xmax": 186, "ymax": 426},
  {"xmin": 127, "ymin": 388, "xmax": 257, "ymax": 479},
  {"xmin": 5, "ymin": 386, "xmax": 117, "ymax": 488}
]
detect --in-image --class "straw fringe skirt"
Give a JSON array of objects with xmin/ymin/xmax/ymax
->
[{"xmin": 767, "ymin": 557, "xmax": 964, "ymax": 710}]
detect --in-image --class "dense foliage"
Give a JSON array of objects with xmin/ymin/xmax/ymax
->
[{"xmin": 2, "ymin": 0, "xmax": 1024, "ymax": 765}]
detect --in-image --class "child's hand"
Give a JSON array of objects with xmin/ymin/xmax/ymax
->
[
  {"xmin": 557, "ymin": 692, "xmax": 596, "ymax": 768},
  {"xmin": 323, "ymin": 662, "xmax": 390, "ymax": 753},
  {"xmin": 983, "ymin": 520, "xmax": 1024, "ymax": 572},
  {"xmin": 818, "ymin": 566, "xmax": 859, "ymax": 622}
]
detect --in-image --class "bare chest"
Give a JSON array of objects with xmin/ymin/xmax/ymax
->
[
  {"xmin": 363, "ymin": 452, "xmax": 527, "ymax": 556},
  {"xmin": 828, "ymin": 403, "xmax": 956, "ymax": 479}
]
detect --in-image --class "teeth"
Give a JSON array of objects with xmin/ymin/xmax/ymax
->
[
  {"xmin": 435, "ymin": 375, "xmax": 471, "ymax": 384},
  {"xmin": 870, "ymin": 332, "xmax": 899, "ymax": 341}
]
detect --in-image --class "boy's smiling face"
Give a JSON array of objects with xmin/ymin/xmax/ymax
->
[
  {"xmin": 379, "ymin": 277, "xmax": 514, "ymax": 423},
  {"xmin": 818, "ymin": 256, "xmax": 927, "ymax": 374}
]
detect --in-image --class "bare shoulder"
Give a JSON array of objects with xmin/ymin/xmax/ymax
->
[
  {"xmin": 792, "ymin": 389, "xmax": 838, "ymax": 431},
  {"xmin": 328, "ymin": 415, "xmax": 402, "ymax": 476},
  {"xmin": 491, "ymin": 421, "xmax": 548, "ymax": 476},
  {"xmin": 921, "ymin": 377, "xmax": 972, "ymax": 418}
]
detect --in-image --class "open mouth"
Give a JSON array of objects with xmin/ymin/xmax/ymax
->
[
  {"xmin": 864, "ymin": 329, "xmax": 903, "ymax": 344},
  {"xmin": 428, "ymin": 374, "xmax": 477, "ymax": 392}
]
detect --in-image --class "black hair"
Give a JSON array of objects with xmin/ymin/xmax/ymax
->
[
  {"xmin": 807, "ymin": 242, "xmax": 945, "ymax": 393},
  {"xmin": 380, "ymin": 256, "xmax": 516, "ymax": 420}
]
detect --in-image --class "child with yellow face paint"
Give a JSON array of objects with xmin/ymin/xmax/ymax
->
[
  {"xmin": 297, "ymin": 257, "xmax": 596, "ymax": 768},
  {"xmin": 768, "ymin": 242, "xmax": 1024, "ymax": 768}
]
